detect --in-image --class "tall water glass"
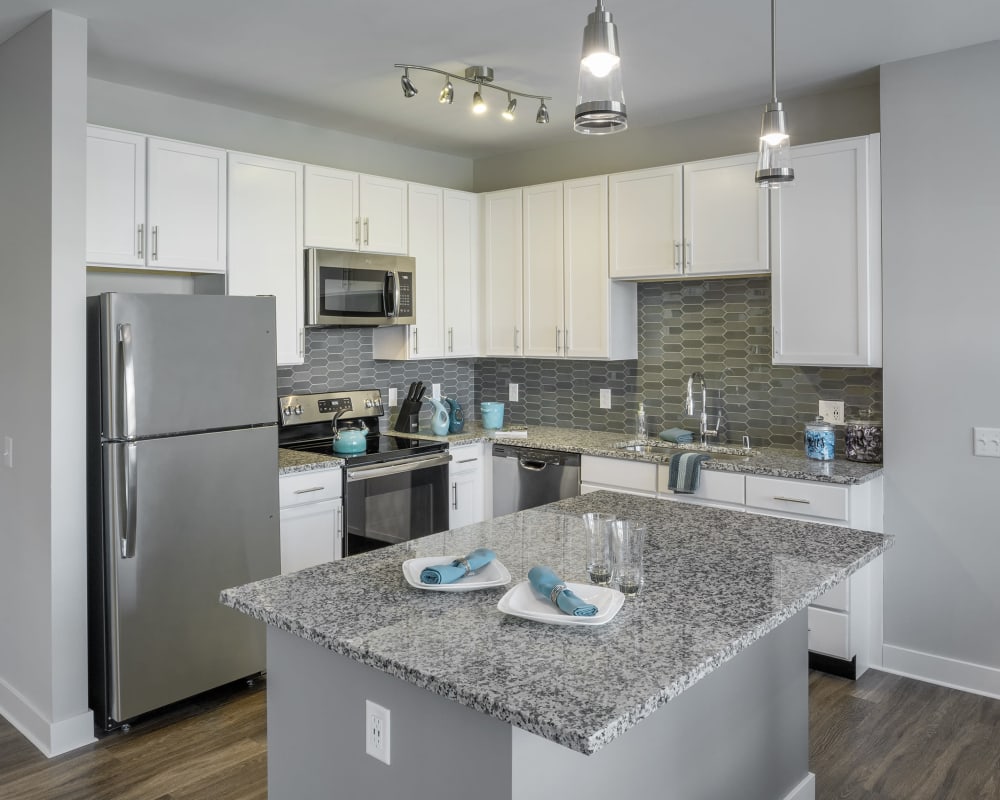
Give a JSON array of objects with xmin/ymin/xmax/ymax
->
[
  {"xmin": 582, "ymin": 513, "xmax": 615, "ymax": 586},
  {"xmin": 611, "ymin": 519, "xmax": 646, "ymax": 596}
]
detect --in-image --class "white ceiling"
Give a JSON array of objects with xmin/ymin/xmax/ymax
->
[{"xmin": 3, "ymin": 1, "xmax": 1000, "ymax": 159}]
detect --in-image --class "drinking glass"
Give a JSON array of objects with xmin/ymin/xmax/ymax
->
[
  {"xmin": 582, "ymin": 513, "xmax": 615, "ymax": 586},
  {"xmin": 610, "ymin": 519, "xmax": 646, "ymax": 596}
]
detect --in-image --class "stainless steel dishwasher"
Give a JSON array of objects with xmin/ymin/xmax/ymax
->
[{"xmin": 491, "ymin": 444, "xmax": 581, "ymax": 517}]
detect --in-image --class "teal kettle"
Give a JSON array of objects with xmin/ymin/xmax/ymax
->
[
  {"xmin": 425, "ymin": 397, "xmax": 451, "ymax": 436},
  {"xmin": 333, "ymin": 426, "xmax": 367, "ymax": 454}
]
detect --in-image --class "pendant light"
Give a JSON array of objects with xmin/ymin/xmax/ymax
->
[
  {"xmin": 755, "ymin": 0, "xmax": 794, "ymax": 187},
  {"xmin": 575, "ymin": 0, "xmax": 627, "ymax": 135}
]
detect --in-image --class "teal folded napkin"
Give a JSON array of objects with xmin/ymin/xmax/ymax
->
[
  {"xmin": 659, "ymin": 427, "xmax": 694, "ymax": 444},
  {"xmin": 527, "ymin": 566, "xmax": 598, "ymax": 617},
  {"xmin": 420, "ymin": 548, "xmax": 496, "ymax": 585}
]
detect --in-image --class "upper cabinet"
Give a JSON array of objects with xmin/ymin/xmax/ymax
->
[
  {"xmin": 304, "ymin": 166, "xmax": 407, "ymax": 255},
  {"xmin": 522, "ymin": 182, "xmax": 564, "ymax": 358},
  {"xmin": 372, "ymin": 187, "xmax": 479, "ymax": 361},
  {"xmin": 482, "ymin": 188, "xmax": 524, "ymax": 357},
  {"xmin": 609, "ymin": 154, "xmax": 767, "ymax": 280},
  {"xmin": 87, "ymin": 126, "xmax": 227, "ymax": 273},
  {"xmin": 226, "ymin": 152, "xmax": 304, "ymax": 366},
  {"xmin": 771, "ymin": 135, "xmax": 882, "ymax": 367}
]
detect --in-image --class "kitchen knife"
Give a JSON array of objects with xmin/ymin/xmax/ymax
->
[
  {"xmin": 407, "ymin": 381, "xmax": 419, "ymax": 401},
  {"xmin": 413, "ymin": 381, "xmax": 424, "ymax": 401},
  {"xmin": 416, "ymin": 385, "xmax": 427, "ymax": 402}
]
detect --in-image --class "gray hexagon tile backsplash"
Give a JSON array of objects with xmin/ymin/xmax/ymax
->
[{"xmin": 277, "ymin": 277, "xmax": 881, "ymax": 448}]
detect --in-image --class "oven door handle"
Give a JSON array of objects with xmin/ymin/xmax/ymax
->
[{"xmin": 346, "ymin": 453, "xmax": 452, "ymax": 482}]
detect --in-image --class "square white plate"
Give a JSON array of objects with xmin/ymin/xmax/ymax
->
[
  {"xmin": 496, "ymin": 581, "xmax": 625, "ymax": 626},
  {"xmin": 402, "ymin": 555, "xmax": 511, "ymax": 592}
]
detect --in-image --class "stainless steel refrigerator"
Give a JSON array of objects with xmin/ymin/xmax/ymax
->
[{"xmin": 86, "ymin": 292, "xmax": 280, "ymax": 731}]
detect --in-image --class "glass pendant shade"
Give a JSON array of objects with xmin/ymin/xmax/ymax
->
[
  {"xmin": 575, "ymin": 2, "xmax": 627, "ymax": 135},
  {"xmin": 755, "ymin": 100, "xmax": 794, "ymax": 186}
]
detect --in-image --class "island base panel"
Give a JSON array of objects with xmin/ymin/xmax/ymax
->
[{"xmin": 267, "ymin": 612, "xmax": 813, "ymax": 800}]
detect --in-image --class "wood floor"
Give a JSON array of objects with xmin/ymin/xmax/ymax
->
[{"xmin": 2, "ymin": 670, "xmax": 999, "ymax": 799}]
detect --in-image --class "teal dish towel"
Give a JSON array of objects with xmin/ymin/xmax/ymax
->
[
  {"xmin": 667, "ymin": 452, "xmax": 711, "ymax": 493},
  {"xmin": 420, "ymin": 548, "xmax": 496, "ymax": 585},
  {"xmin": 527, "ymin": 566, "xmax": 598, "ymax": 617},
  {"xmin": 659, "ymin": 427, "xmax": 694, "ymax": 444}
]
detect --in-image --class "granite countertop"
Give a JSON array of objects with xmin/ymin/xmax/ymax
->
[
  {"xmin": 393, "ymin": 422, "xmax": 884, "ymax": 485},
  {"xmin": 222, "ymin": 491, "xmax": 892, "ymax": 755},
  {"xmin": 278, "ymin": 448, "xmax": 344, "ymax": 475}
]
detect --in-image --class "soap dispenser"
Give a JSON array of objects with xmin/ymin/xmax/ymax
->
[{"xmin": 636, "ymin": 402, "xmax": 647, "ymax": 441}]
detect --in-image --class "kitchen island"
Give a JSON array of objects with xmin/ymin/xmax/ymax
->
[{"xmin": 222, "ymin": 491, "xmax": 891, "ymax": 800}]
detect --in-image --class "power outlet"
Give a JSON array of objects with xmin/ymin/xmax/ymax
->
[
  {"xmin": 509, "ymin": 383, "xmax": 519, "ymax": 402},
  {"xmin": 973, "ymin": 427, "xmax": 1000, "ymax": 458},
  {"xmin": 599, "ymin": 389, "xmax": 612, "ymax": 409},
  {"xmin": 431, "ymin": 383, "xmax": 441, "ymax": 400},
  {"xmin": 818, "ymin": 401, "xmax": 845, "ymax": 425},
  {"xmin": 365, "ymin": 700, "xmax": 390, "ymax": 765},
  {"xmin": 388, "ymin": 388, "xmax": 398, "ymax": 408}
]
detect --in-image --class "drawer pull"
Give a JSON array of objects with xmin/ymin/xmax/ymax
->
[
  {"xmin": 773, "ymin": 496, "xmax": 811, "ymax": 504},
  {"xmin": 456, "ymin": 458, "xmax": 478, "ymax": 464},
  {"xmin": 293, "ymin": 486, "xmax": 326, "ymax": 495}
]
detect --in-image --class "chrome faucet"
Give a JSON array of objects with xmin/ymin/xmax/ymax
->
[{"xmin": 684, "ymin": 372, "xmax": 720, "ymax": 445}]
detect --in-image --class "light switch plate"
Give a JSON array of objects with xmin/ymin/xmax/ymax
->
[
  {"xmin": 388, "ymin": 388, "xmax": 398, "ymax": 407},
  {"xmin": 509, "ymin": 383, "xmax": 519, "ymax": 402},
  {"xmin": 973, "ymin": 427, "xmax": 1000, "ymax": 458},
  {"xmin": 432, "ymin": 383, "xmax": 441, "ymax": 400},
  {"xmin": 599, "ymin": 389, "xmax": 612, "ymax": 409}
]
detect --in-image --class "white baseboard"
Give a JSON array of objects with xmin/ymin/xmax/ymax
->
[
  {"xmin": 0, "ymin": 676, "xmax": 95, "ymax": 757},
  {"xmin": 783, "ymin": 773, "xmax": 816, "ymax": 800},
  {"xmin": 881, "ymin": 644, "xmax": 1000, "ymax": 700}
]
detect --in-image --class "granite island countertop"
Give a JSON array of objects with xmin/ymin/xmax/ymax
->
[{"xmin": 222, "ymin": 490, "xmax": 892, "ymax": 754}]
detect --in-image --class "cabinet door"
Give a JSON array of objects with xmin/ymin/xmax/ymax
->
[
  {"xmin": 227, "ymin": 153, "xmax": 304, "ymax": 366},
  {"xmin": 304, "ymin": 165, "xmax": 359, "ymax": 250},
  {"xmin": 522, "ymin": 183, "xmax": 565, "ymax": 358},
  {"xmin": 450, "ymin": 448, "xmax": 485, "ymax": 529},
  {"xmin": 683, "ymin": 154, "xmax": 768, "ymax": 277},
  {"xmin": 482, "ymin": 189, "xmax": 523, "ymax": 356},
  {"xmin": 564, "ymin": 176, "xmax": 610, "ymax": 359},
  {"xmin": 771, "ymin": 135, "xmax": 881, "ymax": 367},
  {"xmin": 146, "ymin": 138, "xmax": 227, "ymax": 273},
  {"xmin": 407, "ymin": 184, "xmax": 445, "ymax": 359},
  {"xmin": 360, "ymin": 174, "xmax": 408, "ymax": 254},
  {"xmin": 86, "ymin": 126, "xmax": 147, "ymax": 268},
  {"xmin": 609, "ymin": 165, "xmax": 682, "ymax": 279},
  {"xmin": 442, "ymin": 190, "xmax": 479, "ymax": 357},
  {"xmin": 279, "ymin": 500, "xmax": 341, "ymax": 574}
]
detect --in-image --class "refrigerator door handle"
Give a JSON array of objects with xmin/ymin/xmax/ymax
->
[
  {"xmin": 121, "ymin": 442, "xmax": 138, "ymax": 558},
  {"xmin": 118, "ymin": 323, "xmax": 137, "ymax": 440}
]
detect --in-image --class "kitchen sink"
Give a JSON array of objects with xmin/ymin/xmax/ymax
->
[{"xmin": 616, "ymin": 442, "xmax": 756, "ymax": 461}]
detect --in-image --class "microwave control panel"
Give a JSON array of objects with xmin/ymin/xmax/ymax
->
[{"xmin": 398, "ymin": 272, "xmax": 413, "ymax": 316}]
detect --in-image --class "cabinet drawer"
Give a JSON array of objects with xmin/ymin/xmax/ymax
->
[
  {"xmin": 581, "ymin": 456, "xmax": 657, "ymax": 495},
  {"xmin": 657, "ymin": 468, "xmax": 745, "ymax": 505},
  {"xmin": 450, "ymin": 443, "xmax": 484, "ymax": 474},
  {"xmin": 279, "ymin": 468, "xmax": 342, "ymax": 507},
  {"xmin": 745, "ymin": 476, "xmax": 848, "ymax": 523},
  {"xmin": 813, "ymin": 578, "xmax": 850, "ymax": 613},
  {"xmin": 807, "ymin": 606, "xmax": 851, "ymax": 659}
]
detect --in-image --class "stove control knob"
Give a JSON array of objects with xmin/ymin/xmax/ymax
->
[
  {"xmin": 282, "ymin": 406, "xmax": 293, "ymax": 417},
  {"xmin": 293, "ymin": 404, "xmax": 303, "ymax": 416},
  {"xmin": 365, "ymin": 399, "xmax": 373, "ymax": 408}
]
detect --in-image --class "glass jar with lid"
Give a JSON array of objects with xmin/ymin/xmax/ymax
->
[
  {"xmin": 805, "ymin": 416, "xmax": 835, "ymax": 461},
  {"xmin": 845, "ymin": 410, "xmax": 883, "ymax": 463}
]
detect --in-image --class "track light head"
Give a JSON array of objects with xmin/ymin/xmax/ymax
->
[
  {"xmin": 472, "ymin": 88, "xmax": 487, "ymax": 114},
  {"xmin": 502, "ymin": 95, "xmax": 517, "ymax": 121},
  {"xmin": 536, "ymin": 100, "xmax": 550, "ymax": 124},
  {"xmin": 439, "ymin": 79, "xmax": 454, "ymax": 104},
  {"xmin": 400, "ymin": 69, "xmax": 418, "ymax": 98}
]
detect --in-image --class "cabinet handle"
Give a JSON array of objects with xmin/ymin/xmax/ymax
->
[
  {"xmin": 514, "ymin": 327, "xmax": 520, "ymax": 353},
  {"xmin": 294, "ymin": 486, "xmax": 326, "ymax": 495},
  {"xmin": 457, "ymin": 458, "xmax": 477, "ymax": 464},
  {"xmin": 564, "ymin": 328, "xmax": 570, "ymax": 356},
  {"xmin": 448, "ymin": 327, "xmax": 454, "ymax": 353},
  {"xmin": 363, "ymin": 217, "xmax": 370, "ymax": 246},
  {"xmin": 299, "ymin": 328, "xmax": 305, "ymax": 358},
  {"xmin": 152, "ymin": 225, "xmax": 159, "ymax": 261},
  {"xmin": 673, "ymin": 241, "xmax": 680, "ymax": 272},
  {"xmin": 412, "ymin": 327, "xmax": 419, "ymax": 354},
  {"xmin": 773, "ymin": 496, "xmax": 811, "ymax": 505},
  {"xmin": 355, "ymin": 217, "xmax": 361, "ymax": 245},
  {"xmin": 452, "ymin": 482, "xmax": 458, "ymax": 510},
  {"xmin": 137, "ymin": 224, "xmax": 144, "ymax": 260},
  {"xmin": 773, "ymin": 327, "xmax": 781, "ymax": 356},
  {"xmin": 685, "ymin": 240, "xmax": 692, "ymax": 271},
  {"xmin": 556, "ymin": 327, "xmax": 561, "ymax": 354}
]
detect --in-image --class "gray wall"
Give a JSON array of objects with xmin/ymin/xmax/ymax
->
[
  {"xmin": 881, "ymin": 43, "xmax": 1000, "ymax": 682},
  {"xmin": 474, "ymin": 82, "xmax": 880, "ymax": 191},
  {"xmin": 89, "ymin": 78, "xmax": 475, "ymax": 190},
  {"xmin": 0, "ymin": 11, "xmax": 93, "ymax": 754}
]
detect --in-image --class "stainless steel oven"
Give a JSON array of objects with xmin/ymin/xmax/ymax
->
[{"xmin": 305, "ymin": 248, "xmax": 416, "ymax": 327}]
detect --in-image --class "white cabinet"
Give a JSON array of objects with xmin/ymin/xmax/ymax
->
[
  {"xmin": 86, "ymin": 126, "xmax": 227, "ymax": 273},
  {"xmin": 227, "ymin": 152, "xmax": 304, "ymax": 366},
  {"xmin": 656, "ymin": 467, "xmax": 746, "ymax": 509},
  {"xmin": 278, "ymin": 468, "xmax": 343, "ymax": 574},
  {"xmin": 581, "ymin": 456, "xmax": 658, "ymax": 497},
  {"xmin": 304, "ymin": 166, "xmax": 407, "ymax": 255},
  {"xmin": 609, "ymin": 154, "xmax": 767, "ymax": 280},
  {"xmin": 372, "ymin": 188, "xmax": 480, "ymax": 361},
  {"xmin": 485, "ymin": 179, "xmax": 637, "ymax": 360},
  {"xmin": 449, "ymin": 442, "xmax": 487, "ymax": 529},
  {"xmin": 482, "ymin": 188, "xmax": 524, "ymax": 356},
  {"xmin": 770, "ymin": 134, "xmax": 882, "ymax": 367}
]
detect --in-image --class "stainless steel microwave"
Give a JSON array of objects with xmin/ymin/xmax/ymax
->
[{"xmin": 305, "ymin": 248, "xmax": 416, "ymax": 327}]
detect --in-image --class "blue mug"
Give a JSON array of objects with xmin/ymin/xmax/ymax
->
[{"xmin": 480, "ymin": 402, "xmax": 505, "ymax": 430}]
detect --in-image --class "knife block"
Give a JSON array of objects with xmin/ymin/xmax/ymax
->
[{"xmin": 393, "ymin": 399, "xmax": 421, "ymax": 433}]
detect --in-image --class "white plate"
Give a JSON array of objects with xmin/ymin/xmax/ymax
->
[
  {"xmin": 496, "ymin": 581, "xmax": 625, "ymax": 626},
  {"xmin": 402, "ymin": 555, "xmax": 511, "ymax": 592}
]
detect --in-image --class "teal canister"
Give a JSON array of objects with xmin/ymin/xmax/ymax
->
[{"xmin": 805, "ymin": 416, "xmax": 835, "ymax": 461}]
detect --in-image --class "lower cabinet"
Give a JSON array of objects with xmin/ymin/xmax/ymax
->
[
  {"xmin": 449, "ymin": 442, "xmax": 487, "ymax": 529},
  {"xmin": 581, "ymin": 456, "xmax": 657, "ymax": 497},
  {"xmin": 278, "ymin": 468, "xmax": 343, "ymax": 574}
]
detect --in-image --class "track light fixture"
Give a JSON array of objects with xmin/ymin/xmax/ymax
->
[
  {"xmin": 394, "ymin": 63, "xmax": 551, "ymax": 125},
  {"xmin": 755, "ymin": 0, "xmax": 794, "ymax": 187}
]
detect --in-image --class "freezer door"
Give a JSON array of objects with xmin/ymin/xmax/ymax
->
[
  {"xmin": 103, "ymin": 426, "xmax": 279, "ymax": 724},
  {"xmin": 97, "ymin": 292, "xmax": 277, "ymax": 439}
]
